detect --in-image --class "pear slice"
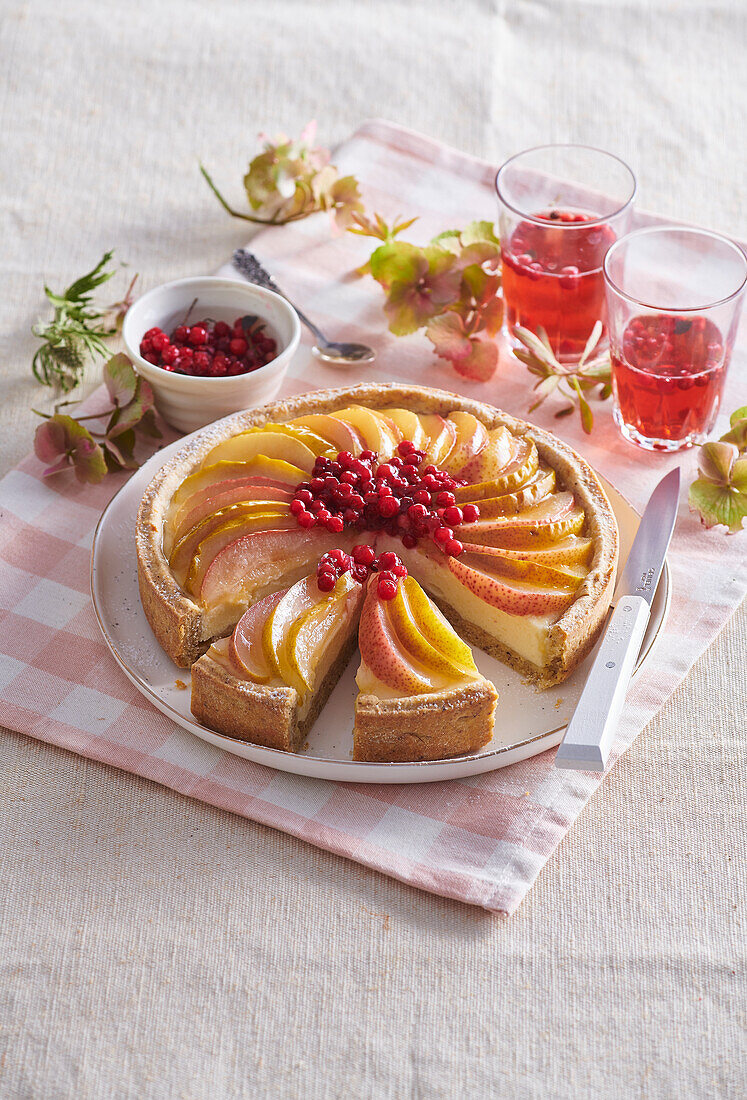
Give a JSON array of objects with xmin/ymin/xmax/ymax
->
[
  {"xmin": 357, "ymin": 580, "xmax": 437, "ymax": 694},
  {"xmin": 385, "ymin": 408, "xmax": 427, "ymax": 450},
  {"xmin": 169, "ymin": 458, "xmax": 307, "ymax": 511},
  {"xmin": 330, "ymin": 406, "xmax": 400, "ymax": 457},
  {"xmin": 462, "ymin": 493, "xmax": 585, "ymax": 549},
  {"xmin": 460, "ymin": 547, "xmax": 585, "ymax": 589},
  {"xmin": 481, "ymin": 536, "xmax": 594, "ymax": 567},
  {"xmin": 419, "ymin": 414, "xmax": 457, "ymax": 466},
  {"xmin": 386, "ymin": 582, "xmax": 464, "ymax": 680},
  {"xmin": 401, "ymin": 575, "xmax": 477, "ymax": 675},
  {"xmin": 287, "ymin": 573, "xmax": 363, "ymax": 692},
  {"xmin": 443, "ymin": 412, "xmax": 489, "ymax": 475},
  {"xmin": 289, "ymin": 414, "xmax": 364, "ymax": 455},
  {"xmin": 185, "ymin": 512, "xmax": 297, "ymax": 594},
  {"xmin": 262, "ymin": 576, "xmax": 322, "ymax": 689},
  {"xmin": 203, "ymin": 428, "xmax": 317, "ymax": 472},
  {"xmin": 458, "ymin": 427, "xmax": 514, "ymax": 483},
  {"xmin": 229, "ymin": 590, "xmax": 285, "ymax": 682},
  {"xmin": 170, "ymin": 501, "xmax": 292, "ymax": 580},
  {"xmin": 448, "ymin": 556, "xmax": 577, "ymax": 617},
  {"xmin": 168, "ymin": 480, "xmax": 295, "ymax": 554},
  {"xmin": 456, "ymin": 437, "xmax": 539, "ymax": 500},
  {"xmin": 459, "ymin": 466, "xmax": 556, "ymax": 518}
]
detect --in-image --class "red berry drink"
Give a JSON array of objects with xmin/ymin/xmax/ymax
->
[
  {"xmin": 611, "ymin": 314, "xmax": 727, "ymax": 448},
  {"xmin": 501, "ymin": 209, "xmax": 616, "ymax": 360}
]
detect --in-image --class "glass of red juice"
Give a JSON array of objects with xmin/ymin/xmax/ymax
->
[
  {"xmin": 495, "ymin": 145, "xmax": 636, "ymax": 362},
  {"xmin": 604, "ymin": 227, "xmax": 747, "ymax": 452}
]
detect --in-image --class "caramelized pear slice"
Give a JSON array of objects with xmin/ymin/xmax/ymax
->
[
  {"xmin": 203, "ymin": 428, "xmax": 317, "ymax": 472},
  {"xmin": 262, "ymin": 576, "xmax": 322, "ymax": 690},
  {"xmin": 460, "ymin": 493, "xmax": 585, "ymax": 549},
  {"xmin": 459, "ymin": 466, "xmax": 556, "ymax": 518},
  {"xmin": 384, "ymin": 408, "xmax": 427, "ymax": 450},
  {"xmin": 401, "ymin": 575, "xmax": 477, "ymax": 675},
  {"xmin": 288, "ymin": 573, "xmax": 363, "ymax": 692},
  {"xmin": 330, "ymin": 406, "xmax": 400, "ymax": 457},
  {"xmin": 168, "ymin": 480, "xmax": 295, "ymax": 554},
  {"xmin": 170, "ymin": 458, "xmax": 306, "ymax": 511},
  {"xmin": 357, "ymin": 580, "xmax": 437, "ymax": 694},
  {"xmin": 457, "ymin": 436, "xmax": 539, "ymax": 499},
  {"xmin": 443, "ymin": 412, "xmax": 489, "ymax": 475},
  {"xmin": 229, "ymin": 589, "xmax": 285, "ymax": 682},
  {"xmin": 419, "ymin": 414, "xmax": 457, "ymax": 466},
  {"xmin": 170, "ymin": 501, "xmax": 292, "ymax": 581},
  {"xmin": 448, "ymin": 556, "xmax": 577, "ymax": 617},
  {"xmin": 459, "ymin": 547, "xmax": 585, "ymax": 589},
  {"xmin": 458, "ymin": 427, "xmax": 514, "ymax": 484},
  {"xmin": 186, "ymin": 513, "xmax": 298, "ymax": 595},
  {"xmin": 388, "ymin": 577, "xmax": 477, "ymax": 679},
  {"xmin": 200, "ymin": 527, "xmax": 334, "ymax": 610},
  {"xmin": 289, "ymin": 414, "xmax": 364, "ymax": 454}
]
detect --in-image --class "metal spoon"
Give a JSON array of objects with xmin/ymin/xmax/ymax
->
[{"xmin": 232, "ymin": 249, "xmax": 376, "ymax": 366}]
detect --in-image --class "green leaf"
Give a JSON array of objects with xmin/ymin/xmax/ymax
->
[
  {"xmin": 369, "ymin": 241, "xmax": 424, "ymax": 290},
  {"xmin": 460, "ymin": 220, "xmax": 501, "ymax": 248},
  {"xmin": 104, "ymin": 353, "xmax": 138, "ymax": 407},
  {"xmin": 107, "ymin": 375, "xmax": 156, "ymax": 438},
  {"xmin": 698, "ymin": 441, "xmax": 737, "ymax": 485},
  {"xmin": 688, "ymin": 478, "xmax": 747, "ymax": 533},
  {"xmin": 720, "ymin": 406, "xmax": 747, "ymax": 452}
]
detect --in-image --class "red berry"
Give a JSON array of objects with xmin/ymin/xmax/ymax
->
[
  {"xmin": 379, "ymin": 496, "xmax": 400, "ymax": 519},
  {"xmin": 397, "ymin": 440, "xmax": 415, "ymax": 455},
  {"xmin": 144, "ymin": 327, "xmax": 162, "ymax": 340},
  {"xmin": 401, "ymin": 533, "xmax": 418, "ymax": 549},
  {"xmin": 461, "ymin": 503, "xmax": 480, "ymax": 523},
  {"xmin": 360, "ymin": 450, "xmax": 375, "ymax": 461},
  {"xmin": 214, "ymin": 321, "xmax": 231, "ymax": 338},
  {"xmin": 297, "ymin": 511, "xmax": 316, "ymax": 529},
  {"xmin": 436, "ymin": 491, "xmax": 456, "ymax": 507},
  {"xmin": 351, "ymin": 564, "xmax": 369, "ymax": 583},
  {"xmin": 377, "ymin": 577, "xmax": 398, "ymax": 600},
  {"xmin": 445, "ymin": 538, "xmax": 464, "ymax": 556},
  {"xmin": 434, "ymin": 526, "xmax": 453, "ymax": 545},
  {"xmin": 327, "ymin": 515, "xmax": 344, "ymax": 533},
  {"xmin": 378, "ymin": 551, "xmax": 401, "ymax": 571},
  {"xmin": 317, "ymin": 570, "xmax": 336, "ymax": 592},
  {"xmin": 353, "ymin": 544, "xmax": 376, "ymax": 566},
  {"xmin": 407, "ymin": 503, "xmax": 428, "ymax": 522},
  {"xmin": 161, "ymin": 345, "xmax": 179, "ymax": 365},
  {"xmin": 290, "ymin": 499, "xmax": 305, "ymax": 515},
  {"xmin": 443, "ymin": 505, "xmax": 463, "ymax": 526},
  {"xmin": 189, "ymin": 326, "xmax": 208, "ymax": 346},
  {"xmin": 230, "ymin": 337, "xmax": 248, "ymax": 356}
]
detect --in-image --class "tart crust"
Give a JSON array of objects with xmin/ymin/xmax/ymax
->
[
  {"xmin": 190, "ymin": 630, "xmax": 359, "ymax": 752},
  {"xmin": 137, "ymin": 382, "xmax": 618, "ymax": 684},
  {"xmin": 353, "ymin": 681, "xmax": 499, "ymax": 762}
]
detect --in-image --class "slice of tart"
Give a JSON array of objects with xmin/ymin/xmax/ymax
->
[
  {"xmin": 353, "ymin": 569, "xmax": 498, "ymax": 762},
  {"xmin": 191, "ymin": 564, "xmax": 364, "ymax": 751}
]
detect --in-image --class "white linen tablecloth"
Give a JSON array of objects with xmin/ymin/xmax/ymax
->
[{"xmin": 1, "ymin": 1, "xmax": 745, "ymax": 1097}]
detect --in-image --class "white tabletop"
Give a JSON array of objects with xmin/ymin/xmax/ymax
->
[{"xmin": 1, "ymin": 2, "xmax": 745, "ymax": 1096}]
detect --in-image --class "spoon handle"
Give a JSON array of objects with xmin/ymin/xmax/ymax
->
[{"xmin": 232, "ymin": 250, "xmax": 328, "ymax": 346}]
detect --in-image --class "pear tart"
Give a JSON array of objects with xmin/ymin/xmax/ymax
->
[{"xmin": 137, "ymin": 383, "xmax": 618, "ymax": 759}]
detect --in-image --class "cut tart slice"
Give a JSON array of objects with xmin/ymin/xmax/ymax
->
[
  {"xmin": 191, "ymin": 567, "xmax": 364, "ymax": 751},
  {"xmin": 353, "ymin": 570, "xmax": 498, "ymax": 763}
]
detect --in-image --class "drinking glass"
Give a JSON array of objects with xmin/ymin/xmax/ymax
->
[
  {"xmin": 495, "ymin": 145, "xmax": 636, "ymax": 362},
  {"xmin": 604, "ymin": 226, "xmax": 747, "ymax": 451}
]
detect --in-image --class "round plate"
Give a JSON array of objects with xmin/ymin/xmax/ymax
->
[{"xmin": 90, "ymin": 439, "xmax": 671, "ymax": 784}]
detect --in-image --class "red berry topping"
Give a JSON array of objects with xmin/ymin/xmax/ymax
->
[
  {"xmin": 353, "ymin": 544, "xmax": 376, "ymax": 566},
  {"xmin": 377, "ymin": 576, "xmax": 398, "ymax": 600},
  {"xmin": 317, "ymin": 569, "xmax": 336, "ymax": 592},
  {"xmin": 297, "ymin": 510, "xmax": 315, "ymax": 529},
  {"xmin": 461, "ymin": 503, "xmax": 480, "ymax": 524},
  {"xmin": 442, "ymin": 505, "xmax": 463, "ymax": 527}
]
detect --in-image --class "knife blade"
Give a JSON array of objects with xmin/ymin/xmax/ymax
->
[{"xmin": 555, "ymin": 467, "xmax": 680, "ymax": 772}]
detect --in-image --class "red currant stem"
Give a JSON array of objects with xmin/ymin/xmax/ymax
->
[
  {"xmin": 180, "ymin": 297, "xmax": 199, "ymax": 327},
  {"xmin": 200, "ymin": 165, "xmax": 312, "ymax": 226}
]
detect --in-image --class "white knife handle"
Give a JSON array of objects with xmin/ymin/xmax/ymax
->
[{"xmin": 555, "ymin": 595, "xmax": 650, "ymax": 773}]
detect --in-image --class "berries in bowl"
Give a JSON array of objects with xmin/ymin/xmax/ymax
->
[{"xmin": 123, "ymin": 276, "xmax": 301, "ymax": 433}]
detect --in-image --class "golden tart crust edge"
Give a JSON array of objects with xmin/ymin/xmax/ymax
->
[{"xmin": 136, "ymin": 382, "xmax": 619, "ymax": 678}]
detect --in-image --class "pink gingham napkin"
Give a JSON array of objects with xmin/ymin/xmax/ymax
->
[{"xmin": 1, "ymin": 121, "xmax": 745, "ymax": 915}]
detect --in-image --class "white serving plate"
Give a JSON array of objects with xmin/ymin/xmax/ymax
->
[{"xmin": 90, "ymin": 435, "xmax": 670, "ymax": 784}]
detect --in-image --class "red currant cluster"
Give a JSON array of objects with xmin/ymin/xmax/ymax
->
[
  {"xmin": 139, "ymin": 316, "xmax": 277, "ymax": 377},
  {"xmin": 316, "ymin": 546, "xmax": 408, "ymax": 600},
  {"xmin": 291, "ymin": 441, "xmax": 479, "ymax": 554}
]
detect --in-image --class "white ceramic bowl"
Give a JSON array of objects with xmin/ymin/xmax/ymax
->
[{"xmin": 122, "ymin": 276, "xmax": 301, "ymax": 433}]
